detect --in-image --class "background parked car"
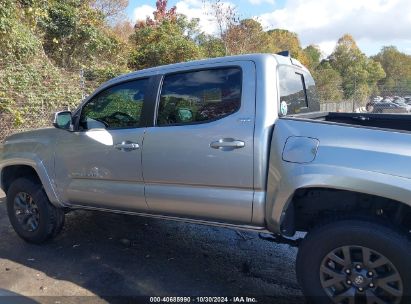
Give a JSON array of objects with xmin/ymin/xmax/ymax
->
[
  {"xmin": 392, "ymin": 97, "xmax": 411, "ymax": 111},
  {"xmin": 366, "ymin": 97, "xmax": 411, "ymax": 113}
]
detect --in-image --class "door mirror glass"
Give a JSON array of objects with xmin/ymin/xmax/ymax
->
[{"xmin": 53, "ymin": 111, "xmax": 73, "ymax": 130}]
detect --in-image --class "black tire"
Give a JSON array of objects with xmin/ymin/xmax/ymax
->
[
  {"xmin": 296, "ymin": 219, "xmax": 411, "ymax": 304},
  {"xmin": 6, "ymin": 178, "xmax": 65, "ymax": 244}
]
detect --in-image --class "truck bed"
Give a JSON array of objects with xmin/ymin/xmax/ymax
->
[{"xmin": 295, "ymin": 112, "xmax": 411, "ymax": 132}]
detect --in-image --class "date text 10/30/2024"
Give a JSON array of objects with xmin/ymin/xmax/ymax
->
[{"xmin": 149, "ymin": 297, "xmax": 258, "ymax": 303}]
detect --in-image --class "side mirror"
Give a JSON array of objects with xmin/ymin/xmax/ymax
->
[{"xmin": 53, "ymin": 111, "xmax": 73, "ymax": 131}]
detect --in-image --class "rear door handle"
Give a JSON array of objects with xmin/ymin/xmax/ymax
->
[
  {"xmin": 210, "ymin": 138, "xmax": 245, "ymax": 151},
  {"xmin": 114, "ymin": 141, "xmax": 140, "ymax": 151}
]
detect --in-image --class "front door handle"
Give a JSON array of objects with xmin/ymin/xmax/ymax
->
[
  {"xmin": 210, "ymin": 138, "xmax": 245, "ymax": 151},
  {"xmin": 114, "ymin": 141, "xmax": 140, "ymax": 151}
]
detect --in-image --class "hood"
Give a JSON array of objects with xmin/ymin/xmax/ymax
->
[
  {"xmin": 3, "ymin": 128, "xmax": 63, "ymax": 155},
  {"xmin": 4, "ymin": 127, "xmax": 57, "ymax": 145}
]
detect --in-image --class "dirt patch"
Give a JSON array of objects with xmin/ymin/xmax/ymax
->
[{"xmin": 0, "ymin": 194, "xmax": 302, "ymax": 303}]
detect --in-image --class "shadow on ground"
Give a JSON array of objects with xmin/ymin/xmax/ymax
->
[{"xmin": 0, "ymin": 195, "xmax": 302, "ymax": 303}]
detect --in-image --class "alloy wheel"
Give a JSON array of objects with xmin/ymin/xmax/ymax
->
[
  {"xmin": 320, "ymin": 245, "xmax": 403, "ymax": 304},
  {"xmin": 13, "ymin": 192, "xmax": 40, "ymax": 232}
]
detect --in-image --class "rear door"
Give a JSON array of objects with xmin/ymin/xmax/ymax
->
[{"xmin": 142, "ymin": 61, "xmax": 256, "ymax": 224}]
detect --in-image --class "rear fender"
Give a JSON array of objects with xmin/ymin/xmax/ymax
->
[{"xmin": 266, "ymin": 164, "xmax": 411, "ymax": 234}]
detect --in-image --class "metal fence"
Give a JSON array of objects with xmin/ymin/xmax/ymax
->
[
  {"xmin": 0, "ymin": 112, "xmax": 60, "ymax": 141},
  {"xmin": 0, "ymin": 61, "xmax": 101, "ymax": 142},
  {"xmin": 0, "ymin": 95, "xmax": 82, "ymax": 142},
  {"xmin": 320, "ymin": 101, "xmax": 356, "ymax": 112},
  {"xmin": 321, "ymin": 96, "xmax": 411, "ymax": 113}
]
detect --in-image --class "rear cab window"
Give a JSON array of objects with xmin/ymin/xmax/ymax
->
[{"xmin": 278, "ymin": 65, "xmax": 320, "ymax": 116}]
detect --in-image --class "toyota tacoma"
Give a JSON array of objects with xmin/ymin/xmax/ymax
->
[{"xmin": 1, "ymin": 53, "xmax": 411, "ymax": 303}]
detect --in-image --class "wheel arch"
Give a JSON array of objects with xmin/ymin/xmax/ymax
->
[
  {"xmin": 281, "ymin": 186, "xmax": 411, "ymax": 236},
  {"xmin": 0, "ymin": 160, "xmax": 62, "ymax": 207},
  {"xmin": 2, "ymin": 165, "xmax": 41, "ymax": 192}
]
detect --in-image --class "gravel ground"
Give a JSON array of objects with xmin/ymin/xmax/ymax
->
[{"xmin": 0, "ymin": 190, "xmax": 303, "ymax": 304}]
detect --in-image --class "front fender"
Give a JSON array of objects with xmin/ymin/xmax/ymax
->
[
  {"xmin": 0, "ymin": 128, "xmax": 64, "ymax": 207},
  {"xmin": 266, "ymin": 164, "xmax": 411, "ymax": 234}
]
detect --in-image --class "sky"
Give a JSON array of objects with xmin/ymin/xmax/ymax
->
[{"xmin": 126, "ymin": 0, "xmax": 411, "ymax": 57}]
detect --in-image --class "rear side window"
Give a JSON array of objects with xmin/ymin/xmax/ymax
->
[
  {"xmin": 279, "ymin": 66, "xmax": 319, "ymax": 115},
  {"xmin": 157, "ymin": 68, "xmax": 242, "ymax": 126}
]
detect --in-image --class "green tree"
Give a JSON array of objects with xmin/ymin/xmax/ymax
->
[
  {"xmin": 38, "ymin": 0, "xmax": 126, "ymax": 69},
  {"xmin": 304, "ymin": 45, "xmax": 322, "ymax": 70},
  {"xmin": 223, "ymin": 19, "xmax": 270, "ymax": 55},
  {"xmin": 0, "ymin": 0, "xmax": 128, "ymax": 129},
  {"xmin": 129, "ymin": 0, "xmax": 202, "ymax": 70},
  {"xmin": 197, "ymin": 33, "xmax": 225, "ymax": 58},
  {"xmin": 266, "ymin": 29, "xmax": 309, "ymax": 65},
  {"xmin": 329, "ymin": 34, "xmax": 385, "ymax": 102},
  {"xmin": 313, "ymin": 61, "xmax": 343, "ymax": 102},
  {"xmin": 372, "ymin": 46, "xmax": 411, "ymax": 95},
  {"xmin": 0, "ymin": 0, "xmax": 42, "ymax": 61}
]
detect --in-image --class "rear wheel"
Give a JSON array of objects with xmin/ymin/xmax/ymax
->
[
  {"xmin": 296, "ymin": 219, "xmax": 411, "ymax": 304},
  {"xmin": 6, "ymin": 178, "xmax": 65, "ymax": 244}
]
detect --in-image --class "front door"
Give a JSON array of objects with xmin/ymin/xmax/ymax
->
[
  {"xmin": 142, "ymin": 62, "xmax": 256, "ymax": 224},
  {"xmin": 54, "ymin": 78, "xmax": 149, "ymax": 212}
]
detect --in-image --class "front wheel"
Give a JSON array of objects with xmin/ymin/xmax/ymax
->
[
  {"xmin": 6, "ymin": 178, "xmax": 65, "ymax": 244},
  {"xmin": 296, "ymin": 219, "xmax": 411, "ymax": 304}
]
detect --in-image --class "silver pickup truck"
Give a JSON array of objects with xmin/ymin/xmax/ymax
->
[{"xmin": 1, "ymin": 53, "xmax": 411, "ymax": 303}]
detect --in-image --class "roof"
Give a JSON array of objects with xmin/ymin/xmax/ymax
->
[{"xmin": 94, "ymin": 53, "xmax": 309, "ymax": 96}]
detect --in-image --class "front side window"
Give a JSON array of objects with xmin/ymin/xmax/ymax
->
[
  {"xmin": 79, "ymin": 79, "xmax": 148, "ymax": 130},
  {"xmin": 157, "ymin": 68, "xmax": 242, "ymax": 126}
]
